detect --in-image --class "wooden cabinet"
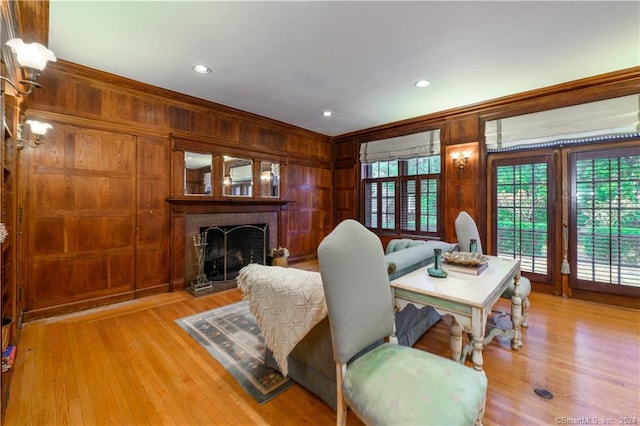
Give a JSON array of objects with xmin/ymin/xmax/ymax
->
[{"xmin": 0, "ymin": 87, "xmax": 18, "ymax": 418}]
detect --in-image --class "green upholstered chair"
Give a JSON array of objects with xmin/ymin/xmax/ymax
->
[
  {"xmin": 454, "ymin": 211, "xmax": 531, "ymax": 327},
  {"xmin": 317, "ymin": 219, "xmax": 488, "ymax": 426}
]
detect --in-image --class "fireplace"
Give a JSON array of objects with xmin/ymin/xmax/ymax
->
[
  {"xmin": 168, "ymin": 197, "xmax": 290, "ymax": 294},
  {"xmin": 199, "ymin": 223, "xmax": 269, "ymax": 282}
]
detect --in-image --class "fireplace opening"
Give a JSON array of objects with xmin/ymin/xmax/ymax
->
[{"xmin": 199, "ymin": 223, "xmax": 269, "ymax": 283}]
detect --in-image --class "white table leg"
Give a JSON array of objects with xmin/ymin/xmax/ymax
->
[
  {"xmin": 471, "ymin": 334, "xmax": 484, "ymax": 372},
  {"xmin": 510, "ymin": 274, "xmax": 523, "ymax": 350},
  {"xmin": 522, "ymin": 296, "xmax": 530, "ymax": 328},
  {"xmin": 469, "ymin": 309, "xmax": 485, "ymax": 371},
  {"xmin": 449, "ymin": 317, "xmax": 463, "ymax": 362}
]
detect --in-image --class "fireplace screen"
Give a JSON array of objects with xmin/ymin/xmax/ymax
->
[{"xmin": 199, "ymin": 223, "xmax": 269, "ymax": 282}]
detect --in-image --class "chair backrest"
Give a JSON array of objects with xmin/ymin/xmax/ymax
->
[
  {"xmin": 454, "ymin": 211, "xmax": 484, "ymax": 254},
  {"xmin": 317, "ymin": 219, "xmax": 395, "ymax": 364}
]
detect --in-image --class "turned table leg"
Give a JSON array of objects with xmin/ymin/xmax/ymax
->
[
  {"xmin": 471, "ymin": 333, "xmax": 484, "ymax": 372},
  {"xmin": 449, "ymin": 317, "xmax": 463, "ymax": 362},
  {"xmin": 510, "ymin": 274, "xmax": 523, "ymax": 350}
]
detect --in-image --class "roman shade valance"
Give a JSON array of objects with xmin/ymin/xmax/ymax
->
[
  {"xmin": 485, "ymin": 94, "xmax": 640, "ymax": 152},
  {"xmin": 359, "ymin": 129, "xmax": 441, "ymax": 163}
]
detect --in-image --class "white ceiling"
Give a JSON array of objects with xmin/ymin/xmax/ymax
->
[{"xmin": 47, "ymin": 1, "xmax": 639, "ymax": 137}]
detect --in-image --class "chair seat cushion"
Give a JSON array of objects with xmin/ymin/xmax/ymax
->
[
  {"xmin": 343, "ymin": 344, "xmax": 487, "ymax": 425},
  {"xmin": 501, "ymin": 275, "xmax": 531, "ymax": 299}
]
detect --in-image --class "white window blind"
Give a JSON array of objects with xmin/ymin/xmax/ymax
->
[
  {"xmin": 359, "ymin": 129, "xmax": 440, "ymax": 163},
  {"xmin": 485, "ymin": 94, "xmax": 640, "ymax": 152}
]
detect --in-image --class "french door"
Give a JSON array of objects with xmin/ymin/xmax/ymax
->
[
  {"xmin": 490, "ymin": 153, "xmax": 557, "ymax": 285},
  {"xmin": 569, "ymin": 145, "xmax": 640, "ymax": 297},
  {"xmin": 489, "ymin": 140, "xmax": 640, "ymax": 300}
]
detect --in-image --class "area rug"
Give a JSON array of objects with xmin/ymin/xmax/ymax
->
[{"xmin": 175, "ymin": 301, "xmax": 294, "ymax": 404}]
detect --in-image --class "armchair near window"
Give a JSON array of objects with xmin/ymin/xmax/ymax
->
[
  {"xmin": 318, "ymin": 219, "xmax": 487, "ymax": 426},
  {"xmin": 455, "ymin": 211, "xmax": 531, "ymax": 327}
]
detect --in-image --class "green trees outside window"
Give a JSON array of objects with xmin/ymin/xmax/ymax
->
[
  {"xmin": 495, "ymin": 160, "xmax": 550, "ymax": 275},
  {"xmin": 362, "ymin": 156, "xmax": 440, "ymax": 235},
  {"xmin": 573, "ymin": 150, "xmax": 640, "ymax": 288}
]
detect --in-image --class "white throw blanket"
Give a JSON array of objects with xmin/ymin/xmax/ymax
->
[{"xmin": 237, "ymin": 263, "xmax": 327, "ymax": 377}]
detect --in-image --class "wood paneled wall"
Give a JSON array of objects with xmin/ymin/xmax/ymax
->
[
  {"xmin": 24, "ymin": 124, "xmax": 138, "ymax": 316},
  {"xmin": 21, "ymin": 60, "xmax": 332, "ymax": 319},
  {"xmin": 333, "ymin": 68, "xmax": 640, "ymax": 249}
]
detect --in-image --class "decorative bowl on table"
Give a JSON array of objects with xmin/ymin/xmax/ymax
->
[{"xmin": 442, "ymin": 251, "xmax": 489, "ymax": 267}]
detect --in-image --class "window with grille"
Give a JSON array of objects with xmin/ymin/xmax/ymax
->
[
  {"xmin": 362, "ymin": 156, "xmax": 440, "ymax": 235},
  {"xmin": 571, "ymin": 147, "xmax": 640, "ymax": 295},
  {"xmin": 493, "ymin": 155, "xmax": 554, "ymax": 280}
]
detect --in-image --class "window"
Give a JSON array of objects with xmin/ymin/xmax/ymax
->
[
  {"xmin": 493, "ymin": 155, "xmax": 554, "ymax": 281},
  {"xmin": 362, "ymin": 155, "xmax": 441, "ymax": 235},
  {"xmin": 570, "ymin": 146, "xmax": 640, "ymax": 296},
  {"xmin": 360, "ymin": 129, "xmax": 442, "ymax": 236}
]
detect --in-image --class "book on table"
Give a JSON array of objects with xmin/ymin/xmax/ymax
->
[{"xmin": 442, "ymin": 261, "xmax": 488, "ymax": 275}]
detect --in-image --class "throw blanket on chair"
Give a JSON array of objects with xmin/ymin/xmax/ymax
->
[{"xmin": 237, "ymin": 263, "xmax": 327, "ymax": 376}]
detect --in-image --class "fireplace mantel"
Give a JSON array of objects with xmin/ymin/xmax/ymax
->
[
  {"xmin": 168, "ymin": 197, "xmax": 291, "ymax": 291},
  {"xmin": 167, "ymin": 197, "xmax": 293, "ymax": 206}
]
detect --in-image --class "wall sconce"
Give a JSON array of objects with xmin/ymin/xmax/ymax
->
[
  {"xmin": 17, "ymin": 119, "xmax": 52, "ymax": 150},
  {"xmin": 451, "ymin": 151, "xmax": 471, "ymax": 170},
  {"xmin": 1, "ymin": 38, "xmax": 56, "ymax": 96},
  {"xmin": 223, "ymin": 175, "xmax": 231, "ymax": 186}
]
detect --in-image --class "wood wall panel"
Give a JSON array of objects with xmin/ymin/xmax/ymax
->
[
  {"xmin": 446, "ymin": 112, "xmax": 479, "ymax": 144},
  {"xmin": 24, "ymin": 123, "xmax": 137, "ymax": 318},
  {"xmin": 135, "ymin": 248, "xmax": 168, "ymax": 296},
  {"xmin": 258, "ymin": 127, "xmax": 286, "ymax": 150},
  {"xmin": 285, "ymin": 163, "xmax": 332, "ymax": 260},
  {"xmin": 333, "ymin": 137, "xmax": 357, "ymax": 162},
  {"xmin": 136, "ymin": 135, "xmax": 170, "ymax": 295},
  {"xmin": 332, "ymin": 137, "xmax": 358, "ymax": 225},
  {"xmin": 443, "ymin": 141, "xmax": 481, "ymax": 242},
  {"xmin": 214, "ymin": 114, "xmax": 240, "ymax": 141},
  {"xmin": 22, "ymin": 60, "xmax": 331, "ymax": 317},
  {"xmin": 333, "ymin": 165, "xmax": 357, "ymax": 224},
  {"xmin": 76, "ymin": 84, "xmax": 103, "ymax": 116},
  {"xmin": 106, "ymin": 91, "xmax": 164, "ymax": 127},
  {"xmin": 168, "ymin": 106, "xmax": 193, "ymax": 132},
  {"xmin": 30, "ymin": 217, "xmax": 64, "ymax": 256}
]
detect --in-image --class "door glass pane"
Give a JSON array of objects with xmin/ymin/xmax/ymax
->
[{"xmin": 495, "ymin": 162, "xmax": 549, "ymax": 275}]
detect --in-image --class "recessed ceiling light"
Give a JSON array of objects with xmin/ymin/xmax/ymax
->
[
  {"xmin": 322, "ymin": 111, "xmax": 333, "ymax": 117},
  {"xmin": 192, "ymin": 64, "xmax": 212, "ymax": 74},
  {"xmin": 415, "ymin": 80, "xmax": 430, "ymax": 88}
]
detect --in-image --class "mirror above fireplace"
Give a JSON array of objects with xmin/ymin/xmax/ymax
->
[
  {"xmin": 172, "ymin": 135, "xmax": 285, "ymax": 200},
  {"xmin": 260, "ymin": 161, "xmax": 280, "ymax": 198},
  {"xmin": 223, "ymin": 156, "xmax": 253, "ymax": 197},
  {"xmin": 184, "ymin": 151, "xmax": 212, "ymax": 195}
]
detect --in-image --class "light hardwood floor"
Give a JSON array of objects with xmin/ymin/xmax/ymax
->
[{"xmin": 3, "ymin": 263, "xmax": 639, "ymax": 425}]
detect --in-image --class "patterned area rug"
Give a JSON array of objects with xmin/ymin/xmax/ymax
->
[{"xmin": 175, "ymin": 301, "xmax": 294, "ymax": 404}]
